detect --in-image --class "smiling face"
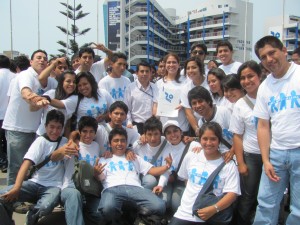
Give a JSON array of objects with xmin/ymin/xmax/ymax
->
[
  {"xmin": 77, "ymin": 77, "xmax": 92, "ymax": 98},
  {"xmin": 207, "ymin": 74, "xmax": 222, "ymax": 95},
  {"xmin": 190, "ymin": 98, "xmax": 212, "ymax": 118},
  {"xmin": 224, "ymin": 88, "xmax": 244, "ymax": 103},
  {"xmin": 217, "ymin": 46, "xmax": 233, "ymax": 66},
  {"xmin": 165, "ymin": 56, "xmax": 180, "ymax": 76},
  {"xmin": 258, "ymin": 44, "xmax": 289, "ymax": 78},
  {"xmin": 165, "ymin": 125, "xmax": 182, "ymax": 145},
  {"xmin": 63, "ymin": 74, "xmax": 76, "ymax": 95},
  {"xmin": 110, "ymin": 134, "xmax": 127, "ymax": 156},
  {"xmin": 240, "ymin": 67, "xmax": 260, "ymax": 97},
  {"xmin": 200, "ymin": 129, "xmax": 221, "ymax": 159},
  {"xmin": 186, "ymin": 61, "xmax": 201, "ymax": 81},
  {"xmin": 45, "ymin": 120, "xmax": 63, "ymax": 141},
  {"xmin": 79, "ymin": 126, "xmax": 96, "ymax": 145}
]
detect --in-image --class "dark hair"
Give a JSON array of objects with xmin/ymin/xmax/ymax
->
[
  {"xmin": 143, "ymin": 116, "xmax": 162, "ymax": 134},
  {"xmin": 55, "ymin": 70, "xmax": 77, "ymax": 99},
  {"xmin": 9, "ymin": 60, "xmax": 17, "ymax": 73},
  {"xmin": 184, "ymin": 57, "xmax": 205, "ymax": 77},
  {"xmin": 71, "ymin": 52, "xmax": 79, "ymax": 61},
  {"xmin": 78, "ymin": 116, "xmax": 98, "ymax": 133},
  {"xmin": 79, "ymin": 47, "xmax": 95, "ymax": 58},
  {"xmin": 237, "ymin": 60, "xmax": 262, "ymax": 81},
  {"xmin": 191, "ymin": 42, "xmax": 208, "ymax": 55},
  {"xmin": 109, "ymin": 127, "xmax": 128, "ymax": 144},
  {"xmin": 0, "ymin": 55, "xmax": 11, "ymax": 69},
  {"xmin": 199, "ymin": 121, "xmax": 222, "ymax": 144},
  {"xmin": 109, "ymin": 101, "xmax": 128, "ymax": 114},
  {"xmin": 254, "ymin": 35, "xmax": 284, "ymax": 58},
  {"xmin": 76, "ymin": 72, "xmax": 99, "ymax": 100},
  {"xmin": 222, "ymin": 74, "xmax": 243, "ymax": 91},
  {"xmin": 45, "ymin": 109, "xmax": 65, "ymax": 127},
  {"xmin": 110, "ymin": 52, "xmax": 127, "ymax": 63},
  {"xmin": 216, "ymin": 40, "xmax": 233, "ymax": 52},
  {"xmin": 150, "ymin": 64, "xmax": 156, "ymax": 73},
  {"xmin": 208, "ymin": 59, "xmax": 219, "ymax": 68},
  {"xmin": 157, "ymin": 57, "xmax": 165, "ymax": 66},
  {"xmin": 163, "ymin": 53, "xmax": 181, "ymax": 83},
  {"xmin": 188, "ymin": 86, "xmax": 213, "ymax": 108},
  {"xmin": 136, "ymin": 61, "xmax": 151, "ymax": 72},
  {"xmin": 13, "ymin": 56, "xmax": 30, "ymax": 71},
  {"xmin": 207, "ymin": 68, "xmax": 226, "ymax": 99},
  {"xmin": 31, "ymin": 49, "xmax": 47, "ymax": 60},
  {"xmin": 293, "ymin": 47, "xmax": 300, "ymax": 56}
]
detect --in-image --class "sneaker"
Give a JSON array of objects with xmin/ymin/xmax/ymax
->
[
  {"xmin": 14, "ymin": 202, "xmax": 32, "ymax": 214},
  {"xmin": 25, "ymin": 209, "xmax": 37, "ymax": 225}
]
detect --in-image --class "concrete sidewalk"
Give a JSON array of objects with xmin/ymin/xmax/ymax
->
[{"xmin": 0, "ymin": 171, "xmax": 67, "ymax": 225}]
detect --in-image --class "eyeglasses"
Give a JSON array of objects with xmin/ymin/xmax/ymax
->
[{"xmin": 192, "ymin": 50, "xmax": 205, "ymax": 55}]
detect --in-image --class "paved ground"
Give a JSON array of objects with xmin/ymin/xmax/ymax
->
[{"xmin": 0, "ymin": 171, "xmax": 67, "ymax": 225}]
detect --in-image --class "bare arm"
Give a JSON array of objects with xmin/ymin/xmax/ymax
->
[
  {"xmin": 233, "ymin": 134, "xmax": 247, "ymax": 176},
  {"xmin": 39, "ymin": 57, "xmax": 66, "ymax": 87},
  {"xmin": 0, "ymin": 160, "xmax": 32, "ymax": 202},
  {"xmin": 184, "ymin": 108, "xmax": 199, "ymax": 133},
  {"xmin": 147, "ymin": 154, "xmax": 172, "ymax": 176},
  {"xmin": 152, "ymin": 102, "xmax": 158, "ymax": 116},
  {"xmin": 50, "ymin": 140, "xmax": 79, "ymax": 161},
  {"xmin": 92, "ymin": 43, "xmax": 113, "ymax": 68},
  {"xmin": 257, "ymin": 118, "xmax": 279, "ymax": 182}
]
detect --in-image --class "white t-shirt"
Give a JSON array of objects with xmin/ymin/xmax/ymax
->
[
  {"xmin": 3, "ymin": 67, "xmax": 55, "ymax": 133},
  {"xmin": 198, "ymin": 106, "xmax": 233, "ymax": 153},
  {"xmin": 253, "ymin": 63, "xmax": 300, "ymax": 150},
  {"xmin": 95, "ymin": 123, "xmax": 140, "ymax": 155},
  {"xmin": 0, "ymin": 68, "xmax": 15, "ymax": 119},
  {"xmin": 98, "ymin": 154, "xmax": 153, "ymax": 190},
  {"xmin": 219, "ymin": 61, "xmax": 242, "ymax": 75},
  {"xmin": 124, "ymin": 80, "xmax": 159, "ymax": 123},
  {"xmin": 77, "ymin": 89, "xmax": 114, "ymax": 122},
  {"xmin": 75, "ymin": 59, "xmax": 106, "ymax": 83},
  {"xmin": 78, "ymin": 141, "xmax": 100, "ymax": 166},
  {"xmin": 229, "ymin": 95, "xmax": 259, "ymax": 154},
  {"xmin": 156, "ymin": 79, "xmax": 189, "ymax": 132},
  {"xmin": 24, "ymin": 136, "xmax": 68, "ymax": 188},
  {"xmin": 98, "ymin": 75, "xmax": 131, "ymax": 101},
  {"xmin": 36, "ymin": 90, "xmax": 78, "ymax": 136},
  {"xmin": 174, "ymin": 151, "xmax": 240, "ymax": 222}
]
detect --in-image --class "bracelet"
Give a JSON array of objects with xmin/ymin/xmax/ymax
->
[
  {"xmin": 214, "ymin": 204, "xmax": 220, "ymax": 213},
  {"xmin": 42, "ymin": 95, "xmax": 51, "ymax": 103}
]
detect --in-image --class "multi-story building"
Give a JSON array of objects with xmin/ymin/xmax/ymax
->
[{"xmin": 105, "ymin": 0, "xmax": 253, "ymax": 67}]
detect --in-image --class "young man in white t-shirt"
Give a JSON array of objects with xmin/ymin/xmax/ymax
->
[
  {"xmin": 94, "ymin": 127, "xmax": 172, "ymax": 225},
  {"xmin": 217, "ymin": 40, "xmax": 242, "ymax": 75},
  {"xmin": 252, "ymin": 36, "xmax": 300, "ymax": 225},
  {"xmin": 95, "ymin": 101, "xmax": 140, "ymax": 155},
  {"xmin": 75, "ymin": 44, "xmax": 113, "ymax": 83},
  {"xmin": 0, "ymin": 110, "xmax": 83, "ymax": 225},
  {"xmin": 98, "ymin": 52, "xmax": 131, "ymax": 102}
]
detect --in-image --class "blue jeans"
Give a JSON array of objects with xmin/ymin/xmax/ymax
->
[
  {"xmin": 83, "ymin": 194, "xmax": 101, "ymax": 223},
  {"xmin": 141, "ymin": 174, "xmax": 158, "ymax": 190},
  {"xmin": 61, "ymin": 187, "xmax": 84, "ymax": 225},
  {"xmin": 0, "ymin": 181, "xmax": 60, "ymax": 225},
  {"xmin": 6, "ymin": 130, "xmax": 36, "ymax": 185},
  {"xmin": 253, "ymin": 148, "xmax": 300, "ymax": 225},
  {"xmin": 160, "ymin": 180, "xmax": 185, "ymax": 213},
  {"xmin": 98, "ymin": 185, "xmax": 166, "ymax": 225},
  {"xmin": 236, "ymin": 152, "xmax": 262, "ymax": 225}
]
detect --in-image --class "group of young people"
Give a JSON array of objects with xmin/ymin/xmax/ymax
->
[{"xmin": 0, "ymin": 35, "xmax": 299, "ymax": 225}]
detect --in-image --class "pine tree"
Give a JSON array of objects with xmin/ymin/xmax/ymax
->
[{"xmin": 56, "ymin": 0, "xmax": 91, "ymax": 56}]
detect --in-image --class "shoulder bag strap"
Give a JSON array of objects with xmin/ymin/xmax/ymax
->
[
  {"xmin": 73, "ymin": 96, "xmax": 81, "ymax": 116},
  {"xmin": 103, "ymin": 123, "xmax": 112, "ymax": 135},
  {"xmin": 29, "ymin": 136, "xmax": 63, "ymax": 176},
  {"xmin": 199, "ymin": 161, "xmax": 226, "ymax": 195},
  {"xmin": 150, "ymin": 139, "xmax": 167, "ymax": 165},
  {"xmin": 176, "ymin": 142, "xmax": 191, "ymax": 173},
  {"xmin": 243, "ymin": 95, "xmax": 254, "ymax": 110},
  {"xmin": 220, "ymin": 137, "xmax": 232, "ymax": 149}
]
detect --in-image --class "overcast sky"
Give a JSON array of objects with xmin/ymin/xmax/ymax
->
[{"xmin": 0, "ymin": 0, "xmax": 299, "ymax": 58}]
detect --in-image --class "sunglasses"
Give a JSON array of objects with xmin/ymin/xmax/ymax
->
[{"xmin": 192, "ymin": 50, "xmax": 205, "ymax": 55}]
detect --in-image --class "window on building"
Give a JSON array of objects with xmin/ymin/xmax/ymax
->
[
  {"xmin": 224, "ymin": 4, "xmax": 228, "ymax": 7},
  {"xmin": 218, "ymin": 5, "xmax": 222, "ymax": 8}
]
